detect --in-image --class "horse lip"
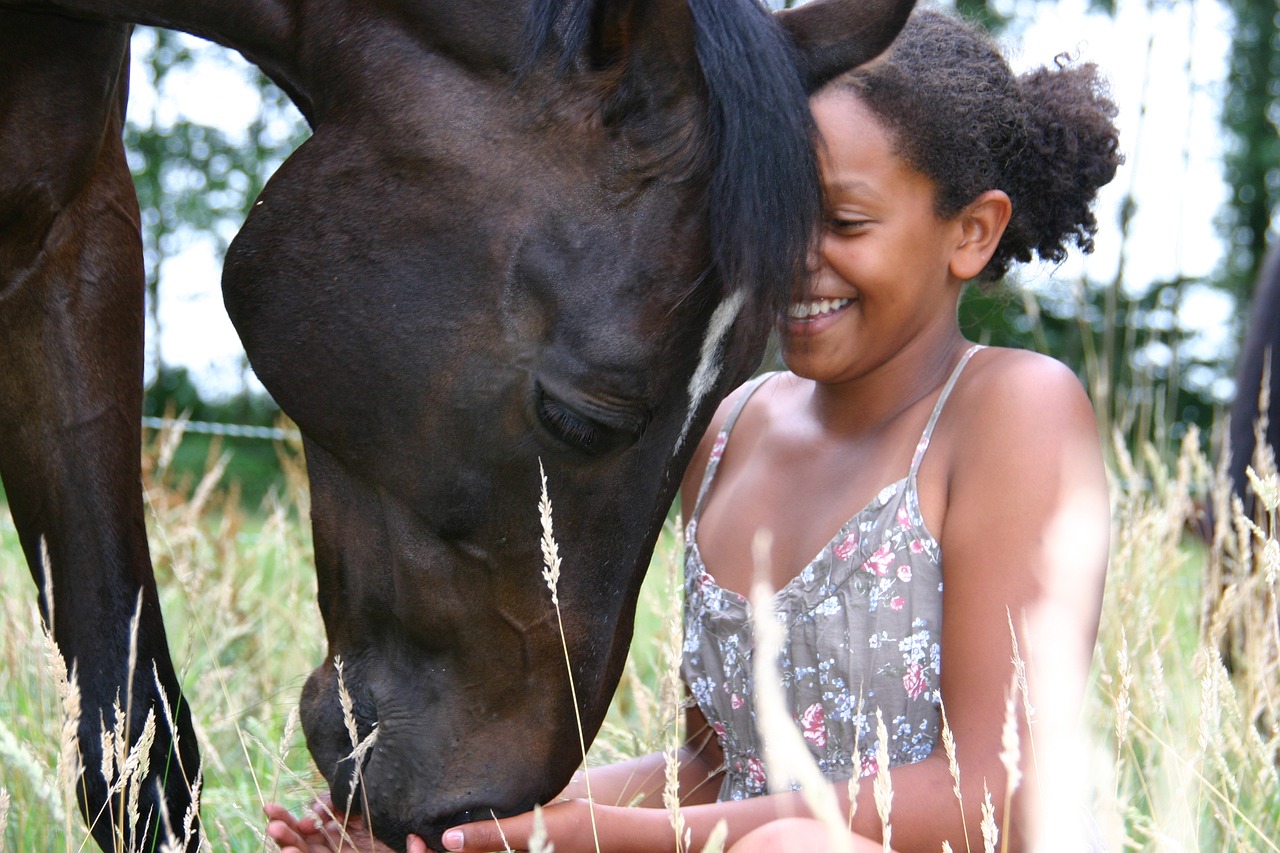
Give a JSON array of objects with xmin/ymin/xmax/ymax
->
[{"xmin": 411, "ymin": 807, "xmax": 507, "ymax": 852}]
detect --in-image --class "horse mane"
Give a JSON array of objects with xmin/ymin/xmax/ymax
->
[{"xmin": 521, "ymin": 0, "xmax": 820, "ymax": 314}]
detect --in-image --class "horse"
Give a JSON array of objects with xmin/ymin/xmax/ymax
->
[
  {"xmin": 1225, "ymin": 243, "xmax": 1280, "ymax": 523},
  {"xmin": 0, "ymin": 0, "xmax": 912, "ymax": 849}
]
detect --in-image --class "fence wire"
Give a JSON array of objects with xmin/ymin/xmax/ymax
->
[{"xmin": 141, "ymin": 416, "xmax": 301, "ymax": 442}]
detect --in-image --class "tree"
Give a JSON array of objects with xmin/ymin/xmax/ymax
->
[{"xmin": 125, "ymin": 28, "xmax": 308, "ymax": 380}]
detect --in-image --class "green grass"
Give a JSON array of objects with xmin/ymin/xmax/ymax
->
[{"xmin": 1, "ymin": 424, "xmax": 1278, "ymax": 850}]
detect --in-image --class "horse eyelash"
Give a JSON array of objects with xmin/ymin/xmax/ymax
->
[{"xmin": 538, "ymin": 397, "xmax": 599, "ymax": 448}]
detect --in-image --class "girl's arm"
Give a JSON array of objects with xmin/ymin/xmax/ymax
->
[
  {"xmin": 839, "ymin": 349, "xmax": 1110, "ymax": 850},
  {"xmin": 439, "ymin": 707, "xmax": 727, "ymax": 852},
  {"xmin": 556, "ymin": 705, "xmax": 725, "ymax": 809}
]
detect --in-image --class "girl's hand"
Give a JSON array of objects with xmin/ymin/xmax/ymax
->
[
  {"xmin": 263, "ymin": 798, "xmax": 428, "ymax": 853},
  {"xmin": 441, "ymin": 799, "xmax": 656, "ymax": 853}
]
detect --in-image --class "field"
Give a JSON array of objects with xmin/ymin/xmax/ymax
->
[{"xmin": 0, "ymin": 415, "xmax": 1278, "ymax": 851}]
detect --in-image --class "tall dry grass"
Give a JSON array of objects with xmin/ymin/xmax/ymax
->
[
  {"xmin": 0, "ymin": 423, "xmax": 325, "ymax": 851},
  {"xmin": 1, "ymin": 402, "xmax": 1278, "ymax": 850},
  {"xmin": 1084, "ymin": 416, "xmax": 1280, "ymax": 850}
]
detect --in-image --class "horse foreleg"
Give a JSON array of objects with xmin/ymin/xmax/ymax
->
[{"xmin": 0, "ymin": 11, "xmax": 201, "ymax": 851}]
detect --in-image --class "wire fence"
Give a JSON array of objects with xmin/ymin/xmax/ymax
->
[{"xmin": 141, "ymin": 416, "xmax": 301, "ymax": 442}]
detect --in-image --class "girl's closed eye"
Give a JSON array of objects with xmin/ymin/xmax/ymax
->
[{"xmin": 826, "ymin": 214, "xmax": 871, "ymax": 234}]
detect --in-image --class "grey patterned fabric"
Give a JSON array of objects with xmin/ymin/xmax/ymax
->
[{"xmin": 682, "ymin": 346, "xmax": 982, "ymax": 801}]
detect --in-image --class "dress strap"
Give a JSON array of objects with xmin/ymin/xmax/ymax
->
[
  {"xmin": 689, "ymin": 372, "xmax": 780, "ymax": 525},
  {"xmin": 907, "ymin": 344, "xmax": 984, "ymax": 479}
]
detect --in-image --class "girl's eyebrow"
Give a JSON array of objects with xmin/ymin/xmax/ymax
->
[{"xmin": 823, "ymin": 179, "xmax": 882, "ymax": 202}]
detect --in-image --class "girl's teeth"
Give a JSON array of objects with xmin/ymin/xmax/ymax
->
[{"xmin": 788, "ymin": 297, "xmax": 851, "ymax": 320}]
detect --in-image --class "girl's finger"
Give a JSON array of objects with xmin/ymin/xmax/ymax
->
[
  {"xmin": 441, "ymin": 815, "xmax": 530, "ymax": 853},
  {"xmin": 264, "ymin": 817, "xmax": 313, "ymax": 851}
]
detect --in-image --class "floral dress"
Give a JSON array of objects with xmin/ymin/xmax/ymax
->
[{"xmin": 682, "ymin": 345, "xmax": 982, "ymax": 800}]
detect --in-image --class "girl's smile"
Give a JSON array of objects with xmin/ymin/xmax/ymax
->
[
  {"xmin": 782, "ymin": 295, "xmax": 857, "ymax": 338},
  {"xmin": 786, "ymin": 296, "xmax": 855, "ymax": 321}
]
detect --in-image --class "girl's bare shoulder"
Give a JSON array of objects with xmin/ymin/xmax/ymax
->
[
  {"xmin": 958, "ymin": 346, "xmax": 1096, "ymax": 428},
  {"xmin": 937, "ymin": 347, "xmax": 1103, "ymax": 478}
]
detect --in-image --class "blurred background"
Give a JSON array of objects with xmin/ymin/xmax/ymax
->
[
  {"xmin": 3, "ymin": 2, "xmax": 1278, "ymax": 849},
  {"xmin": 126, "ymin": 0, "xmax": 1274, "ymax": 499}
]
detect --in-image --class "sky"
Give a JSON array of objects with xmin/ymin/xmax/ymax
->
[{"xmin": 129, "ymin": 0, "xmax": 1240, "ymax": 402}]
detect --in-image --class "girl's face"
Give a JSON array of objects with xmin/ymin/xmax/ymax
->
[{"xmin": 780, "ymin": 89, "xmax": 967, "ymax": 384}]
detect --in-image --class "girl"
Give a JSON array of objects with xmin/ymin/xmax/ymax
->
[{"xmin": 266, "ymin": 6, "xmax": 1119, "ymax": 851}]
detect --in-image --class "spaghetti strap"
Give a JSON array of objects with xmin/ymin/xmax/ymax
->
[
  {"xmin": 691, "ymin": 347, "xmax": 980, "ymax": 525},
  {"xmin": 908, "ymin": 344, "xmax": 984, "ymax": 479},
  {"xmin": 689, "ymin": 372, "xmax": 780, "ymax": 525}
]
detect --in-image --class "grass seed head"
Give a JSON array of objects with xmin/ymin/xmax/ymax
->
[
  {"xmin": 1113, "ymin": 628, "xmax": 1132, "ymax": 751},
  {"xmin": 124, "ymin": 708, "xmax": 158, "ymax": 843},
  {"xmin": 700, "ymin": 819, "xmax": 728, "ymax": 853},
  {"xmin": 334, "ymin": 656, "xmax": 359, "ymax": 750},
  {"xmin": 529, "ymin": 804, "xmax": 554, "ymax": 853},
  {"xmin": 873, "ymin": 709, "xmax": 893, "ymax": 852},
  {"xmin": 980, "ymin": 782, "xmax": 997, "ymax": 853},
  {"xmin": 538, "ymin": 460, "xmax": 562, "ymax": 606},
  {"xmin": 1245, "ymin": 467, "xmax": 1279, "ymax": 514}
]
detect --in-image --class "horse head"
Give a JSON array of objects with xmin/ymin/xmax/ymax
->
[{"xmin": 216, "ymin": 0, "xmax": 912, "ymax": 847}]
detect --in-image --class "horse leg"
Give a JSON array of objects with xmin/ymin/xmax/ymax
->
[
  {"xmin": 1228, "ymin": 245, "xmax": 1280, "ymax": 522},
  {"xmin": 0, "ymin": 11, "xmax": 201, "ymax": 851}
]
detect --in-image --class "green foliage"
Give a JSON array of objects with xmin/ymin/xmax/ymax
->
[
  {"xmin": 125, "ymin": 27, "xmax": 308, "ymax": 372},
  {"xmin": 959, "ymin": 274, "xmax": 1237, "ymax": 445},
  {"xmin": 1221, "ymin": 0, "xmax": 1280, "ymax": 299},
  {"xmin": 126, "ymin": 27, "xmax": 307, "ymax": 262},
  {"xmin": 953, "ymin": 0, "xmax": 1011, "ymax": 33},
  {"xmin": 145, "ymin": 366, "xmax": 279, "ymax": 427}
]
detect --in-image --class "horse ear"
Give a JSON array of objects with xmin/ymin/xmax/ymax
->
[
  {"xmin": 589, "ymin": 0, "xmax": 644, "ymax": 68},
  {"xmin": 520, "ymin": 0, "xmax": 662, "ymax": 76},
  {"xmin": 579, "ymin": 0, "xmax": 701, "ymax": 124},
  {"xmin": 776, "ymin": 0, "xmax": 916, "ymax": 93}
]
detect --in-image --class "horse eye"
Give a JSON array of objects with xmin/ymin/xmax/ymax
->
[{"xmin": 536, "ymin": 391, "xmax": 600, "ymax": 449}]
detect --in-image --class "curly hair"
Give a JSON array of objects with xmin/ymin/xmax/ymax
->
[{"xmin": 827, "ymin": 6, "xmax": 1123, "ymax": 282}]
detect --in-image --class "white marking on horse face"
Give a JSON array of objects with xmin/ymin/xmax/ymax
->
[{"xmin": 675, "ymin": 289, "xmax": 746, "ymax": 455}]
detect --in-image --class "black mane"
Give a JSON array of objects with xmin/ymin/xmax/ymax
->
[{"xmin": 522, "ymin": 0, "xmax": 820, "ymax": 314}]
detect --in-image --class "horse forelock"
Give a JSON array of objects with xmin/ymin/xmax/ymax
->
[
  {"xmin": 688, "ymin": 0, "xmax": 820, "ymax": 313},
  {"xmin": 520, "ymin": 0, "xmax": 820, "ymax": 316}
]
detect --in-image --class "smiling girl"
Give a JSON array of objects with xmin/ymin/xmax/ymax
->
[{"xmin": 267, "ymin": 7, "xmax": 1121, "ymax": 852}]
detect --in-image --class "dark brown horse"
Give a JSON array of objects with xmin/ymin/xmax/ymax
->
[
  {"xmin": 1226, "ymin": 243, "xmax": 1280, "ymax": 522},
  {"xmin": 0, "ymin": 1, "xmax": 911, "ymax": 849}
]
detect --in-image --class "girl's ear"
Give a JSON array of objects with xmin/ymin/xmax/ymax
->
[{"xmin": 950, "ymin": 189, "xmax": 1012, "ymax": 281}]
